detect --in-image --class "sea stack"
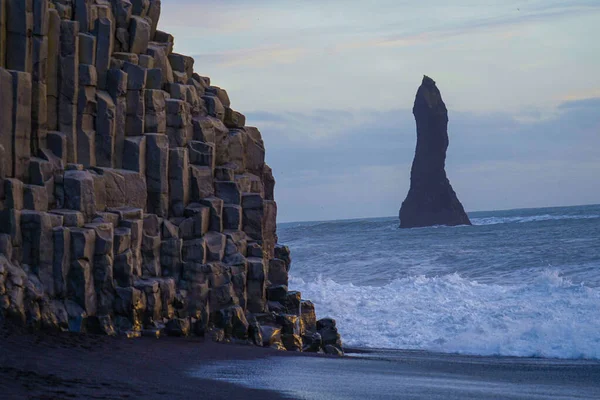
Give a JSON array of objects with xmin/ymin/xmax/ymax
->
[{"xmin": 399, "ymin": 76, "xmax": 471, "ymax": 228}]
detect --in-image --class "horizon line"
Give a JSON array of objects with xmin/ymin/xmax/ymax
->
[{"xmin": 276, "ymin": 202, "xmax": 600, "ymax": 225}]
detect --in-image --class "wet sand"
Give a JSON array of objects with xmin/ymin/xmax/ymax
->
[
  {"xmin": 2, "ymin": 328, "xmax": 600, "ymax": 399},
  {"xmin": 190, "ymin": 347, "xmax": 600, "ymax": 399}
]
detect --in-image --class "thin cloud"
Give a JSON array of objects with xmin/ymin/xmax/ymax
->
[
  {"xmin": 191, "ymin": 46, "xmax": 307, "ymax": 68},
  {"xmin": 558, "ymin": 91, "xmax": 600, "ymax": 104},
  {"xmin": 558, "ymin": 97, "xmax": 600, "ymax": 110},
  {"xmin": 336, "ymin": 4, "xmax": 600, "ymax": 51}
]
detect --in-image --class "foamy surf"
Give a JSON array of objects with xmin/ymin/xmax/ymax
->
[
  {"xmin": 290, "ymin": 270, "xmax": 600, "ymax": 360},
  {"xmin": 471, "ymin": 214, "xmax": 600, "ymax": 226}
]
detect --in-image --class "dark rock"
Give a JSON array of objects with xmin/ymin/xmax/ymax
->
[
  {"xmin": 158, "ymin": 278, "xmax": 176, "ymax": 319},
  {"xmin": 141, "ymin": 233, "xmax": 161, "ymax": 276},
  {"xmin": 113, "ymin": 249, "xmax": 135, "ymax": 287},
  {"xmin": 300, "ymin": 300, "xmax": 317, "ymax": 334},
  {"xmin": 114, "ymin": 286, "xmax": 145, "ymax": 331},
  {"xmin": 207, "ymin": 327, "xmax": 225, "ymax": 343},
  {"xmin": 199, "ymin": 197, "xmax": 223, "ymax": 232},
  {"xmin": 182, "ymin": 239, "xmax": 206, "ymax": 263},
  {"xmin": 399, "ymin": 76, "xmax": 471, "ymax": 228},
  {"xmin": 222, "ymin": 205, "xmax": 242, "ymax": 231},
  {"xmin": 324, "ymin": 344, "xmax": 344, "ymax": 356},
  {"xmin": 204, "ymin": 232, "xmax": 225, "ymax": 262},
  {"xmin": 247, "ymin": 242, "xmax": 263, "ymax": 258},
  {"xmin": 260, "ymin": 324, "xmax": 282, "ymax": 347},
  {"xmin": 189, "ymin": 165, "xmax": 214, "ymax": 201},
  {"xmin": 269, "ymin": 258, "xmax": 289, "ymax": 287},
  {"xmin": 282, "ymin": 333, "xmax": 302, "ymax": 352},
  {"xmin": 274, "ymin": 244, "xmax": 291, "ymax": 266},
  {"xmin": 214, "ymin": 181, "xmax": 241, "ymax": 205},
  {"xmin": 285, "ymin": 291, "xmax": 301, "ymax": 316},
  {"xmin": 65, "ymin": 300, "xmax": 88, "ymax": 333},
  {"xmin": 134, "ymin": 279, "xmax": 162, "ymax": 325},
  {"xmin": 165, "ymin": 317, "xmax": 190, "ymax": 337},
  {"xmin": 160, "ymin": 238, "xmax": 182, "ymax": 277},
  {"xmin": 213, "ymin": 305, "xmax": 249, "ymax": 340},
  {"xmin": 267, "ymin": 285, "xmax": 288, "ymax": 303},
  {"xmin": 276, "ymin": 314, "xmax": 300, "ymax": 337},
  {"xmin": 68, "ymin": 259, "xmax": 97, "ymax": 316},
  {"xmin": 113, "ymin": 228, "xmax": 132, "ymax": 255},
  {"xmin": 248, "ymin": 320, "xmax": 263, "ymax": 346},
  {"xmin": 302, "ymin": 331, "xmax": 322, "ymax": 352},
  {"xmin": 317, "ymin": 318, "xmax": 343, "ymax": 352},
  {"xmin": 87, "ymin": 315, "xmax": 117, "ymax": 336},
  {"xmin": 267, "ymin": 301, "xmax": 286, "ymax": 313}
]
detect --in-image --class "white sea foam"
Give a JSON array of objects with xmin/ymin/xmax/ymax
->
[
  {"xmin": 471, "ymin": 214, "xmax": 600, "ymax": 226},
  {"xmin": 290, "ymin": 270, "xmax": 600, "ymax": 359}
]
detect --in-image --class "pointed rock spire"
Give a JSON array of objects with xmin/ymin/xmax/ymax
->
[{"xmin": 399, "ymin": 76, "xmax": 471, "ymax": 228}]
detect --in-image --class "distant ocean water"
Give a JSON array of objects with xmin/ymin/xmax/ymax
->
[{"xmin": 277, "ymin": 204, "xmax": 600, "ymax": 360}]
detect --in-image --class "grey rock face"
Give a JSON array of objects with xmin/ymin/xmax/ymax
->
[
  {"xmin": 0, "ymin": 0, "xmax": 338, "ymax": 355},
  {"xmin": 399, "ymin": 76, "xmax": 471, "ymax": 228}
]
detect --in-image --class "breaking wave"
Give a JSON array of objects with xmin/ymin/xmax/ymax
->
[
  {"xmin": 471, "ymin": 214, "xmax": 600, "ymax": 226},
  {"xmin": 290, "ymin": 270, "xmax": 600, "ymax": 359}
]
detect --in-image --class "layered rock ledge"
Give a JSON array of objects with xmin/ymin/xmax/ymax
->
[
  {"xmin": 0, "ymin": 0, "xmax": 342, "ymax": 355},
  {"xmin": 399, "ymin": 76, "xmax": 471, "ymax": 228}
]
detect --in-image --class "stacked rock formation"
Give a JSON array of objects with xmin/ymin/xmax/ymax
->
[
  {"xmin": 0, "ymin": 0, "xmax": 342, "ymax": 354},
  {"xmin": 399, "ymin": 76, "xmax": 471, "ymax": 228}
]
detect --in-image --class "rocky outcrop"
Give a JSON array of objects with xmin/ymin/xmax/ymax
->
[
  {"xmin": 399, "ymin": 76, "xmax": 471, "ymax": 228},
  {"xmin": 0, "ymin": 0, "xmax": 341, "ymax": 355}
]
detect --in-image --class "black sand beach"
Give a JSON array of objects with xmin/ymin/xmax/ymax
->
[
  {"xmin": 0, "ymin": 327, "xmax": 285, "ymax": 400},
  {"xmin": 2, "ymin": 328, "xmax": 599, "ymax": 400}
]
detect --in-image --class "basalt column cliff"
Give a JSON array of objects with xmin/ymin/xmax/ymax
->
[
  {"xmin": 399, "ymin": 76, "xmax": 471, "ymax": 228},
  {"xmin": 0, "ymin": 0, "xmax": 342, "ymax": 354}
]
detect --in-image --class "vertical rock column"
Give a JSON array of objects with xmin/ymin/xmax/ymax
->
[
  {"xmin": 147, "ymin": 0, "xmax": 161, "ymax": 39},
  {"xmin": 166, "ymin": 99, "xmax": 191, "ymax": 217},
  {"xmin": 10, "ymin": 71, "xmax": 33, "ymax": 181},
  {"xmin": 144, "ymin": 87, "xmax": 166, "ymax": 133},
  {"xmin": 0, "ymin": 0, "xmax": 6, "ymax": 68},
  {"xmin": 5, "ymin": 0, "xmax": 32, "ymax": 72},
  {"xmin": 98, "ymin": 68, "xmax": 126, "ymax": 167},
  {"xmin": 0, "ymin": 68, "xmax": 14, "ymax": 180},
  {"xmin": 113, "ymin": 226, "xmax": 134, "ymax": 287},
  {"xmin": 68, "ymin": 227, "xmax": 97, "ymax": 317},
  {"xmin": 58, "ymin": 20, "xmax": 79, "ymax": 163},
  {"xmin": 123, "ymin": 61, "xmax": 146, "ymax": 170},
  {"xmin": 53, "ymin": 225, "xmax": 71, "ymax": 299},
  {"xmin": 93, "ymin": 16, "xmax": 112, "ymax": 91},
  {"xmin": 0, "ymin": 179, "xmax": 23, "ymax": 258},
  {"xmin": 74, "ymin": 0, "xmax": 93, "ymax": 35},
  {"xmin": 87, "ymin": 222, "xmax": 115, "ymax": 317},
  {"xmin": 141, "ymin": 214, "xmax": 161, "ymax": 277},
  {"xmin": 46, "ymin": 8, "xmax": 60, "ymax": 131},
  {"xmin": 31, "ymin": 0, "xmax": 49, "ymax": 156},
  {"xmin": 112, "ymin": 0, "xmax": 132, "ymax": 53},
  {"xmin": 107, "ymin": 67, "xmax": 128, "ymax": 168},
  {"xmin": 21, "ymin": 210, "xmax": 58, "ymax": 297},
  {"xmin": 145, "ymin": 131, "xmax": 168, "ymax": 218},
  {"xmin": 77, "ymin": 33, "xmax": 98, "ymax": 167},
  {"xmin": 168, "ymin": 147, "xmax": 190, "ymax": 218}
]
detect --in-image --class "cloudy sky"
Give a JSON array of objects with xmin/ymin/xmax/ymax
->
[{"xmin": 160, "ymin": 0, "xmax": 600, "ymax": 222}]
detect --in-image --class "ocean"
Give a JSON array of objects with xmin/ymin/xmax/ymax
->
[{"xmin": 278, "ymin": 204, "xmax": 600, "ymax": 360}]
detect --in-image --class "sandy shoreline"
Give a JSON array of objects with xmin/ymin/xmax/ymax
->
[
  {"xmin": 2, "ymin": 328, "xmax": 599, "ymax": 400},
  {"xmin": 0, "ymin": 327, "xmax": 288, "ymax": 400}
]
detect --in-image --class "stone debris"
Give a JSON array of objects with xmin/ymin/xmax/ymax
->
[{"xmin": 0, "ymin": 0, "xmax": 341, "ymax": 355}]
